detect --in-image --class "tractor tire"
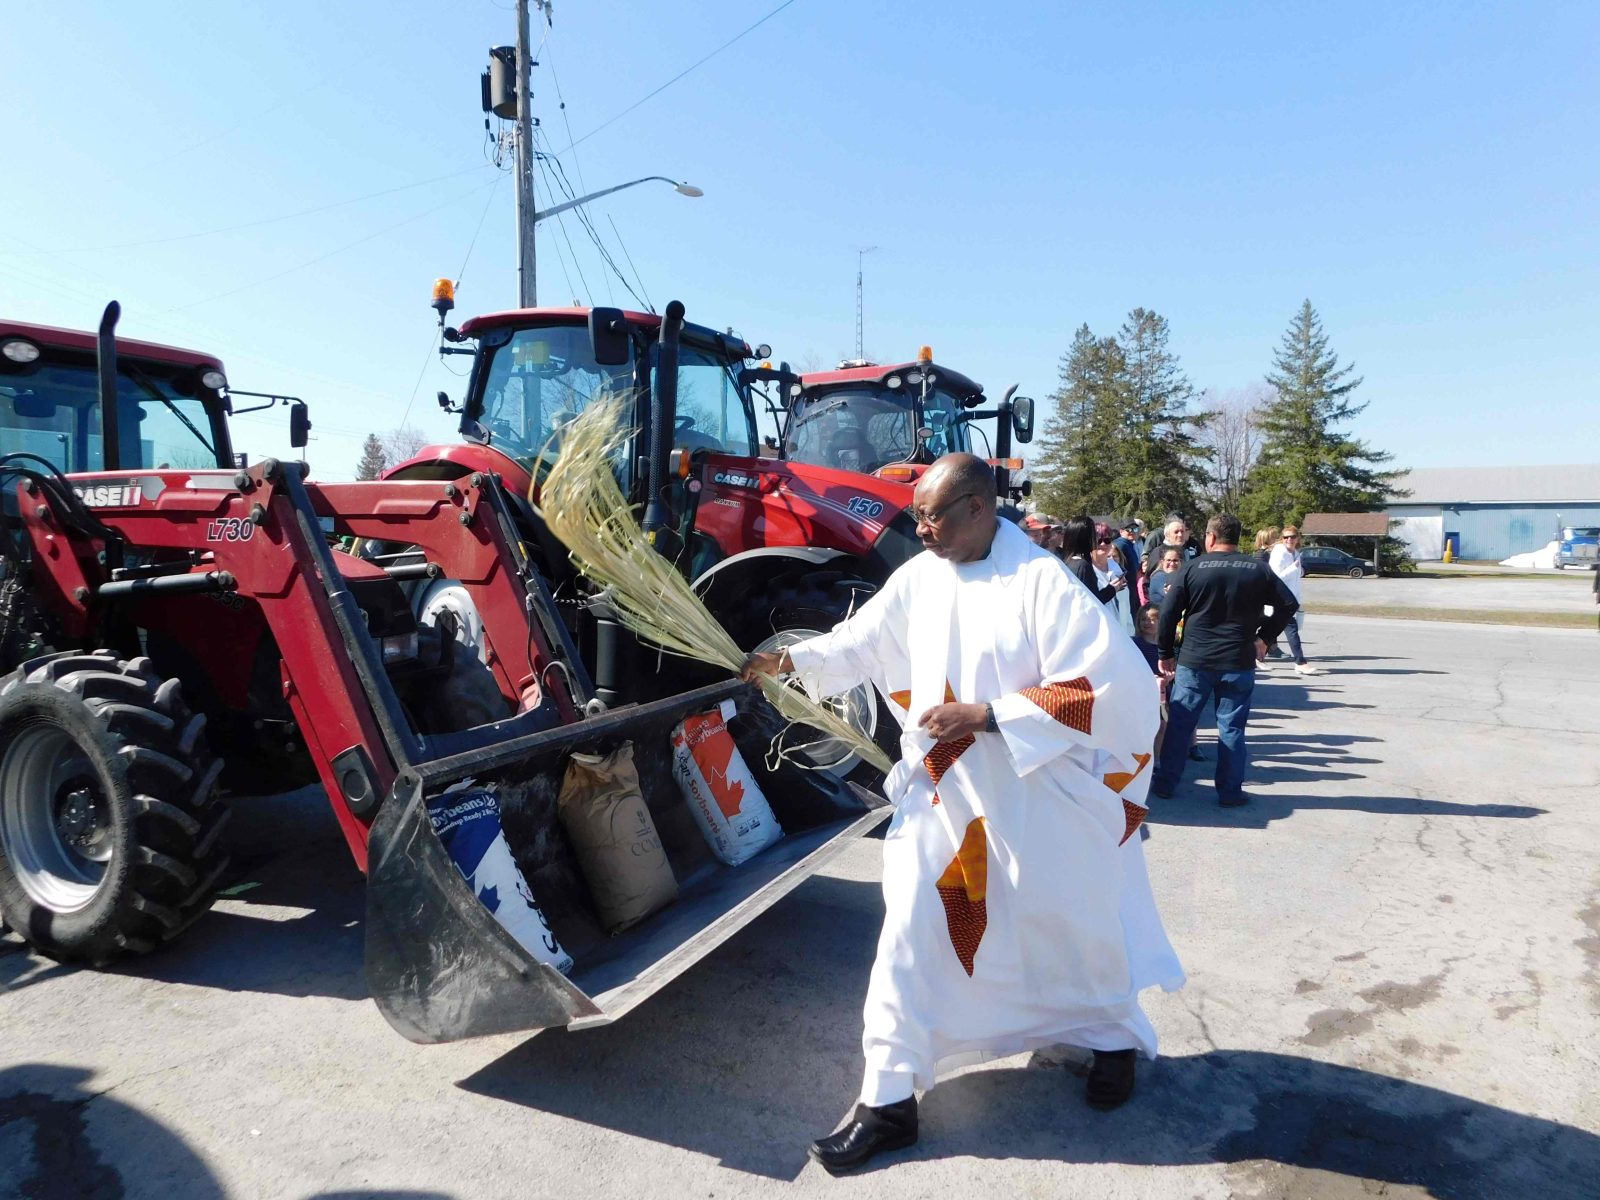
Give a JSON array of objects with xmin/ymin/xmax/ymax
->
[
  {"xmin": 734, "ymin": 574, "xmax": 899, "ymax": 779},
  {"xmin": 412, "ymin": 619, "xmax": 513, "ymax": 734},
  {"xmin": 0, "ymin": 651, "xmax": 228, "ymax": 964}
]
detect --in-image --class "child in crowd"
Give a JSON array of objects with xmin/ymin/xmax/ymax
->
[{"xmin": 1134, "ymin": 602, "xmax": 1167, "ymax": 757}]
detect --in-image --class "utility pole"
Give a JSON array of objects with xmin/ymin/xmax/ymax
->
[
  {"xmin": 514, "ymin": 0, "xmax": 538, "ymax": 306},
  {"xmin": 854, "ymin": 246, "xmax": 877, "ymax": 360}
]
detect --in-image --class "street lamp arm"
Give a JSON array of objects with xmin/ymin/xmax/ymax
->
[{"xmin": 534, "ymin": 176, "xmax": 701, "ymax": 224}]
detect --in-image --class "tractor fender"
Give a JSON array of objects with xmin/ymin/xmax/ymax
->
[{"xmin": 691, "ymin": 545, "xmax": 855, "ymax": 605}]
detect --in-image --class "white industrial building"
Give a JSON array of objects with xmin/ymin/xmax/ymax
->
[{"xmin": 1385, "ymin": 464, "xmax": 1600, "ymax": 561}]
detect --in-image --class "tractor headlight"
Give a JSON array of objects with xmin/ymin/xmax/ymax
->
[
  {"xmin": 380, "ymin": 631, "xmax": 420, "ymax": 664},
  {"xmin": 1, "ymin": 338, "xmax": 41, "ymax": 365},
  {"xmin": 200, "ymin": 369, "xmax": 227, "ymax": 391}
]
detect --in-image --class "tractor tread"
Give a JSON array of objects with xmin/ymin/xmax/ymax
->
[
  {"xmin": 190, "ymin": 808, "xmax": 232, "ymax": 861},
  {"xmin": 0, "ymin": 650, "xmax": 230, "ymax": 966},
  {"xmin": 134, "ymin": 795, "xmax": 202, "ymax": 839},
  {"xmin": 57, "ymin": 670, "xmax": 153, "ymax": 703},
  {"xmin": 93, "ymin": 702, "xmax": 177, "ymax": 738},
  {"xmin": 132, "ymin": 846, "xmax": 199, "ymax": 892},
  {"xmin": 175, "ymin": 713, "xmax": 207, "ymax": 758},
  {"xmin": 117, "ymin": 744, "xmax": 195, "ymax": 786}
]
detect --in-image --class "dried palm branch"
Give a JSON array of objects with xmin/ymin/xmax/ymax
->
[{"xmin": 539, "ymin": 396, "xmax": 893, "ymax": 775}]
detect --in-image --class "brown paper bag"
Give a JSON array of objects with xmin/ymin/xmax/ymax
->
[{"xmin": 557, "ymin": 743, "xmax": 677, "ymax": 933}]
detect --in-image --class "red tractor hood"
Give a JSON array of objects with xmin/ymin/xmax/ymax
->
[{"xmin": 382, "ymin": 442, "xmax": 534, "ymax": 498}]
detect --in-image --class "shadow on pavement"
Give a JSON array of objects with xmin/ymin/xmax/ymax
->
[
  {"xmin": 2, "ymin": 814, "xmax": 369, "ymax": 1003},
  {"xmin": 459, "ymin": 872, "xmax": 883, "ymax": 1181},
  {"xmin": 900, "ymin": 1048, "xmax": 1600, "ymax": 1198},
  {"xmin": 0, "ymin": 1063, "xmax": 226, "ymax": 1200},
  {"xmin": 456, "ymin": 869, "xmax": 1596, "ymax": 1196}
]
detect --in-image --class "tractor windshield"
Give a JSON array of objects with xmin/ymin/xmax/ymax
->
[
  {"xmin": 784, "ymin": 384, "xmax": 969, "ymax": 472},
  {"xmin": 0, "ymin": 351, "xmax": 227, "ymax": 473},
  {"xmin": 473, "ymin": 324, "xmax": 635, "ymax": 469}
]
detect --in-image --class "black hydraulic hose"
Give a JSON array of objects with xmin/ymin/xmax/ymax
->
[{"xmin": 641, "ymin": 299, "xmax": 685, "ymax": 537}]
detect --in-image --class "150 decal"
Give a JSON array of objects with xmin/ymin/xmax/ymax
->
[{"xmin": 845, "ymin": 495, "xmax": 885, "ymax": 519}]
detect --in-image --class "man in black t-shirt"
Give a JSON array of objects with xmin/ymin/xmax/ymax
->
[{"xmin": 1152, "ymin": 513, "xmax": 1298, "ymax": 807}]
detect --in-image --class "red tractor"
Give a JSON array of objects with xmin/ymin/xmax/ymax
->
[
  {"xmin": 0, "ymin": 305, "xmax": 883, "ymax": 1043},
  {"xmin": 391, "ymin": 296, "xmax": 1035, "ymax": 770}
]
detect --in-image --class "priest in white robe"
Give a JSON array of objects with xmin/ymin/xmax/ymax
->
[{"xmin": 743, "ymin": 454, "xmax": 1184, "ymax": 1174}]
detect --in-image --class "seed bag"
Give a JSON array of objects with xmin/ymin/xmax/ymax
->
[{"xmin": 671, "ymin": 699, "xmax": 783, "ymax": 866}]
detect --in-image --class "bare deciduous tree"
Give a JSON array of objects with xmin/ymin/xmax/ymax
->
[
  {"xmin": 1198, "ymin": 383, "xmax": 1271, "ymax": 511},
  {"xmin": 379, "ymin": 426, "xmax": 428, "ymax": 466}
]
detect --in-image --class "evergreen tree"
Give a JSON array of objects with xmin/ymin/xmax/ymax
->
[
  {"xmin": 1112, "ymin": 308, "xmax": 1212, "ymax": 523},
  {"xmin": 1240, "ymin": 301, "xmax": 1403, "ymax": 527},
  {"xmin": 356, "ymin": 433, "xmax": 388, "ymax": 481},
  {"xmin": 1028, "ymin": 325, "xmax": 1122, "ymax": 519}
]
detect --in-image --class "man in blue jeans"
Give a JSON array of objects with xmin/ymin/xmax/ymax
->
[{"xmin": 1152, "ymin": 513, "xmax": 1298, "ymax": 807}]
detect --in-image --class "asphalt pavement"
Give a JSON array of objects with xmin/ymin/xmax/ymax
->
[{"xmin": 2, "ymin": 615, "xmax": 1598, "ymax": 1199}]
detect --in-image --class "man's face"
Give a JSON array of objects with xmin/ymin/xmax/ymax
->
[
  {"xmin": 912, "ymin": 471, "xmax": 990, "ymax": 561},
  {"xmin": 1165, "ymin": 521, "xmax": 1187, "ymax": 545},
  {"xmin": 1025, "ymin": 525, "xmax": 1047, "ymax": 546}
]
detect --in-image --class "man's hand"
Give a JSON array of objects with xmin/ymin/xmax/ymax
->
[
  {"xmin": 740, "ymin": 649, "xmax": 792, "ymax": 682},
  {"xmin": 1158, "ymin": 656, "xmax": 1177, "ymax": 680},
  {"xmin": 917, "ymin": 702, "xmax": 989, "ymax": 742},
  {"xmin": 1254, "ymin": 638, "xmax": 1269, "ymax": 663}
]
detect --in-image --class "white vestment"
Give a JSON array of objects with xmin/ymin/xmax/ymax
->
[{"xmin": 788, "ymin": 518, "xmax": 1185, "ymax": 1106}]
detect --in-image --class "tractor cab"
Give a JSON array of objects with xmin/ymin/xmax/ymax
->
[
  {"xmin": 0, "ymin": 319, "xmax": 310, "ymax": 473},
  {"xmin": 1, "ymin": 321, "xmax": 235, "ymax": 473},
  {"xmin": 780, "ymin": 353, "xmax": 985, "ymax": 474},
  {"xmin": 444, "ymin": 306, "xmax": 760, "ymax": 501},
  {"xmin": 765, "ymin": 349, "xmax": 1035, "ymax": 498}
]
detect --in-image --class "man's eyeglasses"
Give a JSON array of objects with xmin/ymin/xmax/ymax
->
[{"xmin": 912, "ymin": 493, "xmax": 975, "ymax": 527}]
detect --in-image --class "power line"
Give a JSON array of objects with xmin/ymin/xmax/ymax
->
[
  {"xmin": 171, "ymin": 179, "xmax": 498, "ymax": 311},
  {"xmin": 608, "ymin": 215, "xmax": 654, "ymax": 314},
  {"xmin": 533, "ymin": 156, "xmax": 587, "ymax": 304},
  {"xmin": 536, "ymin": 141, "xmax": 651, "ymax": 311},
  {"xmin": 455, "ymin": 170, "xmax": 508, "ymax": 288},
  {"xmin": 549, "ymin": 0, "xmax": 800, "ymax": 155},
  {"xmin": 3, "ymin": 163, "xmax": 494, "ymax": 256}
]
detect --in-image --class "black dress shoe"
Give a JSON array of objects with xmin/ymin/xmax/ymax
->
[
  {"xmin": 1086, "ymin": 1049, "xmax": 1137, "ymax": 1110},
  {"xmin": 1187, "ymin": 746, "xmax": 1207, "ymax": 762},
  {"xmin": 808, "ymin": 1098, "xmax": 918, "ymax": 1175}
]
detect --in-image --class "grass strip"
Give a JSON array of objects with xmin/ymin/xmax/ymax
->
[{"xmin": 1311, "ymin": 604, "xmax": 1594, "ymax": 629}]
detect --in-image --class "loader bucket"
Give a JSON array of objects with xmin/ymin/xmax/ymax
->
[{"xmin": 365, "ymin": 679, "xmax": 889, "ymax": 1044}]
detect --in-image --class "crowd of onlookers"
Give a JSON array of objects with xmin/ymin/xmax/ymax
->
[{"xmin": 1023, "ymin": 508, "xmax": 1316, "ymax": 807}]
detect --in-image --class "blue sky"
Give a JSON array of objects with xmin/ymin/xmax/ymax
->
[{"xmin": 3, "ymin": 1, "xmax": 1596, "ymax": 478}]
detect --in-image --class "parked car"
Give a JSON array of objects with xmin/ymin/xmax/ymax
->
[
  {"xmin": 1556, "ymin": 525, "xmax": 1599, "ymax": 570},
  {"xmin": 1302, "ymin": 545, "xmax": 1377, "ymax": 578}
]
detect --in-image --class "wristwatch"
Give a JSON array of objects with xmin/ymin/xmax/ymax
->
[{"xmin": 983, "ymin": 703, "xmax": 999, "ymax": 732}]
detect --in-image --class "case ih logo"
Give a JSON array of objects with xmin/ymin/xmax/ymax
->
[
  {"xmin": 712, "ymin": 470, "xmax": 760, "ymax": 489},
  {"xmin": 73, "ymin": 483, "xmax": 144, "ymax": 507}
]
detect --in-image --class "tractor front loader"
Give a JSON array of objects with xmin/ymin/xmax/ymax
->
[{"xmin": 0, "ymin": 305, "xmax": 886, "ymax": 1042}]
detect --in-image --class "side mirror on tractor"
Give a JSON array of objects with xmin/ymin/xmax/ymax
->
[
  {"xmin": 289, "ymin": 400, "xmax": 312, "ymax": 450},
  {"xmin": 1011, "ymin": 396, "xmax": 1035, "ymax": 444},
  {"xmin": 588, "ymin": 307, "xmax": 630, "ymax": 367}
]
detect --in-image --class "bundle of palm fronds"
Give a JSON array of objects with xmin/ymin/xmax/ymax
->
[{"xmin": 539, "ymin": 396, "xmax": 892, "ymax": 775}]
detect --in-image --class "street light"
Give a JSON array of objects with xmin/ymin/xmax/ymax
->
[{"xmin": 532, "ymin": 176, "xmax": 702, "ymax": 225}]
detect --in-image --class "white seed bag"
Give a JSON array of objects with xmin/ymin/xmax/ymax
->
[
  {"xmin": 671, "ymin": 699, "xmax": 783, "ymax": 866},
  {"xmin": 429, "ymin": 783, "xmax": 574, "ymax": 974}
]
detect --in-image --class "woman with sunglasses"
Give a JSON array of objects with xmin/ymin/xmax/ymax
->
[
  {"xmin": 1062, "ymin": 515, "xmax": 1123, "ymax": 605},
  {"xmin": 1092, "ymin": 522, "xmax": 1135, "ymax": 633}
]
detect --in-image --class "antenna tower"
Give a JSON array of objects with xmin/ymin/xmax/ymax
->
[{"xmin": 855, "ymin": 246, "xmax": 878, "ymax": 359}]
